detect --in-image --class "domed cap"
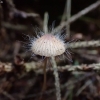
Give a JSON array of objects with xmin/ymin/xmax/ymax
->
[{"xmin": 31, "ymin": 34, "xmax": 65, "ymax": 57}]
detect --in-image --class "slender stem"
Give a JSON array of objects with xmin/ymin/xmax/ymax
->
[
  {"xmin": 42, "ymin": 58, "xmax": 48, "ymax": 91},
  {"xmin": 39, "ymin": 58, "xmax": 48, "ymax": 100},
  {"xmin": 51, "ymin": 57, "xmax": 61, "ymax": 100}
]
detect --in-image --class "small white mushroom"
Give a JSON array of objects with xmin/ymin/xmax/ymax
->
[{"xmin": 31, "ymin": 34, "xmax": 65, "ymax": 57}]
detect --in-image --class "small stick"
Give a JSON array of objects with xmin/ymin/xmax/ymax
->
[
  {"xmin": 43, "ymin": 12, "xmax": 49, "ymax": 34},
  {"xmin": 0, "ymin": 89, "xmax": 16, "ymax": 100},
  {"xmin": 51, "ymin": 57, "xmax": 61, "ymax": 100},
  {"xmin": 61, "ymin": 0, "xmax": 71, "ymax": 38},
  {"xmin": 67, "ymin": 40, "xmax": 100, "ymax": 48},
  {"xmin": 66, "ymin": 0, "xmax": 71, "ymax": 38}
]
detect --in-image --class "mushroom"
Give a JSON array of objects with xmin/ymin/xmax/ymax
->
[{"xmin": 31, "ymin": 34, "xmax": 65, "ymax": 57}]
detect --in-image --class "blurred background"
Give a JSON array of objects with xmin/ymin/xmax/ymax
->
[{"xmin": 0, "ymin": 0, "xmax": 100, "ymax": 100}]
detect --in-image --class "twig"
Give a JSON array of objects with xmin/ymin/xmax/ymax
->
[
  {"xmin": 43, "ymin": 12, "xmax": 49, "ymax": 34},
  {"xmin": 25, "ymin": 62, "xmax": 100, "ymax": 72},
  {"xmin": 76, "ymin": 80, "xmax": 92, "ymax": 96},
  {"xmin": 6, "ymin": 0, "xmax": 39, "ymax": 18},
  {"xmin": 1, "ymin": 62, "xmax": 100, "ymax": 73},
  {"xmin": 63, "ymin": 85, "xmax": 74, "ymax": 100},
  {"xmin": 60, "ymin": 0, "xmax": 69, "ymax": 22},
  {"xmin": 51, "ymin": 57, "xmax": 61, "ymax": 100},
  {"xmin": 66, "ymin": 0, "xmax": 71, "ymax": 38},
  {"xmin": 5, "ymin": 0, "xmax": 43, "ymax": 29},
  {"xmin": 61, "ymin": 0, "xmax": 71, "ymax": 38},
  {"xmin": 67, "ymin": 40, "xmax": 100, "ymax": 48},
  {"xmin": 1, "ymin": 22, "xmax": 28, "ymax": 30},
  {"xmin": 12, "ymin": 9, "xmax": 39, "ymax": 18},
  {"xmin": 55, "ymin": 63, "xmax": 100, "ymax": 71},
  {"xmin": 0, "ymin": 89, "xmax": 16, "ymax": 100},
  {"xmin": 54, "ymin": 1, "xmax": 100, "ymax": 32}
]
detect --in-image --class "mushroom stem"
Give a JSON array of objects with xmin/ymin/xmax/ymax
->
[
  {"xmin": 42, "ymin": 58, "xmax": 48, "ymax": 91},
  {"xmin": 51, "ymin": 57, "xmax": 61, "ymax": 100}
]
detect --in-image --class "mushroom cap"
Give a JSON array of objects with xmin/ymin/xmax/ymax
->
[{"xmin": 31, "ymin": 34, "xmax": 65, "ymax": 57}]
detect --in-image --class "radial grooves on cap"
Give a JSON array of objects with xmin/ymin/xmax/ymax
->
[{"xmin": 31, "ymin": 34, "xmax": 65, "ymax": 57}]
